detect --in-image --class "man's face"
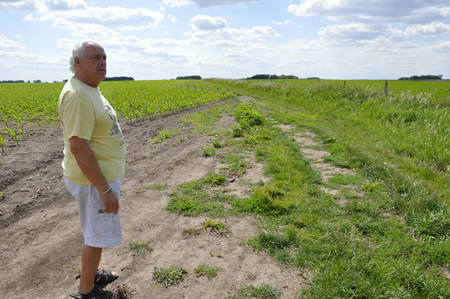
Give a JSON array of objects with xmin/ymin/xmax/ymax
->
[{"xmin": 75, "ymin": 43, "xmax": 107, "ymax": 88}]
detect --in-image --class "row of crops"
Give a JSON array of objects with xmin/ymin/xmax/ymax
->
[{"xmin": 0, "ymin": 80, "xmax": 232, "ymax": 152}]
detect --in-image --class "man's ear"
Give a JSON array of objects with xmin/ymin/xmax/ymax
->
[{"xmin": 74, "ymin": 57, "xmax": 81, "ymax": 68}]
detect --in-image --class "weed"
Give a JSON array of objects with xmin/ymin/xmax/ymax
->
[
  {"xmin": 133, "ymin": 226, "xmax": 142, "ymax": 232},
  {"xmin": 119, "ymin": 241, "xmax": 153, "ymax": 258},
  {"xmin": 227, "ymin": 284, "xmax": 279, "ymax": 299},
  {"xmin": 143, "ymin": 183, "xmax": 168, "ymax": 191},
  {"xmin": 154, "ymin": 129, "xmax": 180, "ymax": 143},
  {"xmin": 202, "ymin": 219, "xmax": 228, "ymax": 234},
  {"xmin": 247, "ymin": 274, "xmax": 256, "ymax": 280},
  {"xmin": 213, "ymin": 137, "xmax": 221, "ymax": 148},
  {"xmin": 201, "ymin": 172, "xmax": 227, "ymax": 186},
  {"xmin": 182, "ymin": 227, "xmax": 202, "ymax": 235},
  {"xmin": 194, "ymin": 263, "xmax": 222, "ymax": 279},
  {"xmin": 65, "ymin": 265, "xmax": 81, "ymax": 275},
  {"xmin": 153, "ymin": 267, "xmax": 188, "ymax": 288},
  {"xmin": 113, "ymin": 284, "xmax": 136, "ymax": 298},
  {"xmin": 202, "ymin": 145, "xmax": 215, "ymax": 157}
]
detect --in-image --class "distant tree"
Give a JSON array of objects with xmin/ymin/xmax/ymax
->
[
  {"xmin": 176, "ymin": 75, "xmax": 202, "ymax": 80},
  {"xmin": 398, "ymin": 75, "xmax": 443, "ymax": 80},
  {"xmin": 103, "ymin": 76, "xmax": 134, "ymax": 81},
  {"xmin": 33, "ymin": 80, "xmax": 41, "ymax": 83}
]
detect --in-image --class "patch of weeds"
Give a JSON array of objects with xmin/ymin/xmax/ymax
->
[
  {"xmin": 213, "ymin": 137, "xmax": 221, "ymax": 148},
  {"xmin": 133, "ymin": 226, "xmax": 142, "ymax": 232},
  {"xmin": 65, "ymin": 265, "xmax": 81, "ymax": 275},
  {"xmin": 247, "ymin": 274, "xmax": 257, "ymax": 280},
  {"xmin": 201, "ymin": 172, "xmax": 227, "ymax": 186},
  {"xmin": 154, "ymin": 128, "xmax": 181, "ymax": 143},
  {"xmin": 113, "ymin": 284, "xmax": 136, "ymax": 298},
  {"xmin": 234, "ymin": 103, "xmax": 265, "ymax": 128},
  {"xmin": 221, "ymin": 153, "xmax": 249, "ymax": 174},
  {"xmin": 194, "ymin": 263, "xmax": 222, "ymax": 279},
  {"xmin": 361, "ymin": 179, "xmax": 382, "ymax": 191},
  {"xmin": 227, "ymin": 284, "xmax": 279, "ymax": 299},
  {"xmin": 119, "ymin": 241, "xmax": 153, "ymax": 258},
  {"xmin": 202, "ymin": 219, "xmax": 228, "ymax": 234},
  {"xmin": 231, "ymin": 125, "xmax": 245, "ymax": 137},
  {"xmin": 153, "ymin": 267, "xmax": 188, "ymax": 288},
  {"xmin": 144, "ymin": 183, "xmax": 168, "ymax": 191},
  {"xmin": 182, "ymin": 227, "xmax": 202, "ymax": 235},
  {"xmin": 202, "ymin": 145, "xmax": 216, "ymax": 157}
]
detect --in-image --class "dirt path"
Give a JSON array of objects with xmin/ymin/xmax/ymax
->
[{"xmin": 1, "ymin": 98, "xmax": 307, "ymax": 298}]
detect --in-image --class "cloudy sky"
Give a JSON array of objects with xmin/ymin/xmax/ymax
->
[{"xmin": 1, "ymin": 0, "xmax": 450, "ymax": 82}]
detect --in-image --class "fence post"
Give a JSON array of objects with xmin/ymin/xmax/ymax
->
[
  {"xmin": 344, "ymin": 81, "xmax": 346, "ymax": 88},
  {"xmin": 384, "ymin": 81, "xmax": 388, "ymax": 95}
]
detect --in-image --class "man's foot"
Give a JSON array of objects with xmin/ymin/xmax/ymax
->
[
  {"xmin": 69, "ymin": 285, "xmax": 123, "ymax": 299},
  {"xmin": 76, "ymin": 269, "xmax": 119, "ymax": 285}
]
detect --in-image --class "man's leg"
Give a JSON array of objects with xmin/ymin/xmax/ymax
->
[{"xmin": 77, "ymin": 245, "xmax": 102, "ymax": 294}]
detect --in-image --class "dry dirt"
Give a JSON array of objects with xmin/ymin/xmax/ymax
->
[{"xmin": 0, "ymin": 97, "xmax": 312, "ymax": 299}]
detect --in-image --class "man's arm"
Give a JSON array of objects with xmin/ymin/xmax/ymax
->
[{"xmin": 69, "ymin": 136, "xmax": 119, "ymax": 215}]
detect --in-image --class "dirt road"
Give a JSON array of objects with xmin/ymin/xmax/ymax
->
[{"xmin": 0, "ymin": 97, "xmax": 305, "ymax": 298}]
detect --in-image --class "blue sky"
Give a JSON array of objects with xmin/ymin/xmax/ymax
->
[{"xmin": 1, "ymin": 0, "xmax": 450, "ymax": 82}]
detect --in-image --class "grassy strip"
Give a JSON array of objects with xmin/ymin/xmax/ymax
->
[{"xmin": 205, "ymin": 80, "xmax": 450, "ymax": 298}]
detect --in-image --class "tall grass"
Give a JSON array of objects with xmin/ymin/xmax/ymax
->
[{"xmin": 208, "ymin": 79, "xmax": 450, "ymax": 298}]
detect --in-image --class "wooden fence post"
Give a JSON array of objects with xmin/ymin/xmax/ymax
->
[
  {"xmin": 344, "ymin": 81, "xmax": 346, "ymax": 88},
  {"xmin": 384, "ymin": 81, "xmax": 388, "ymax": 95}
]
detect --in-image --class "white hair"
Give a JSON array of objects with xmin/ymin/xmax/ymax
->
[{"xmin": 68, "ymin": 40, "xmax": 100, "ymax": 74}]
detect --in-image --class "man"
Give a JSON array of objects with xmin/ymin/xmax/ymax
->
[{"xmin": 58, "ymin": 41, "xmax": 126, "ymax": 299}]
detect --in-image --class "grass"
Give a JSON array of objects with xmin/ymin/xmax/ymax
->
[
  {"xmin": 194, "ymin": 263, "xmax": 223, "ymax": 279},
  {"xmin": 202, "ymin": 219, "xmax": 228, "ymax": 234},
  {"xmin": 153, "ymin": 267, "xmax": 188, "ymax": 288},
  {"xmin": 119, "ymin": 241, "xmax": 153, "ymax": 258},
  {"xmin": 182, "ymin": 227, "xmax": 202, "ymax": 235},
  {"xmin": 226, "ymin": 284, "xmax": 279, "ymax": 299},
  {"xmin": 204, "ymin": 79, "xmax": 450, "ymax": 298}
]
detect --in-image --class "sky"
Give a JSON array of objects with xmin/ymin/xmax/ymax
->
[{"xmin": 1, "ymin": 0, "xmax": 450, "ymax": 82}]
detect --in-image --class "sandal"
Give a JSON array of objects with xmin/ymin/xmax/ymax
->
[
  {"xmin": 76, "ymin": 269, "xmax": 119, "ymax": 285},
  {"xmin": 69, "ymin": 285, "xmax": 125, "ymax": 299}
]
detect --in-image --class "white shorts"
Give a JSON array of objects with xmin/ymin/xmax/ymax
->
[{"xmin": 65, "ymin": 178, "xmax": 122, "ymax": 248}]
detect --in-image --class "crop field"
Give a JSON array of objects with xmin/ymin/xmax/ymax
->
[
  {"xmin": 0, "ymin": 80, "xmax": 232, "ymax": 152},
  {"xmin": 3, "ymin": 78, "xmax": 450, "ymax": 298}
]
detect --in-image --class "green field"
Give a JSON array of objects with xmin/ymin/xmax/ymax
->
[
  {"xmin": 210, "ymin": 79, "xmax": 450, "ymax": 298},
  {"xmin": 3, "ymin": 78, "xmax": 450, "ymax": 297},
  {"xmin": 0, "ymin": 80, "xmax": 232, "ymax": 150}
]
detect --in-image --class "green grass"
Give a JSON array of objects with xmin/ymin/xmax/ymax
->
[
  {"xmin": 226, "ymin": 284, "xmax": 279, "ymax": 299},
  {"xmin": 204, "ymin": 79, "xmax": 450, "ymax": 298},
  {"xmin": 153, "ymin": 267, "xmax": 188, "ymax": 288},
  {"xmin": 119, "ymin": 241, "xmax": 153, "ymax": 258},
  {"xmin": 194, "ymin": 263, "xmax": 223, "ymax": 279}
]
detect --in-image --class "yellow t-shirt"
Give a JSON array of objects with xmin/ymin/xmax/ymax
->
[{"xmin": 58, "ymin": 77, "xmax": 126, "ymax": 185}]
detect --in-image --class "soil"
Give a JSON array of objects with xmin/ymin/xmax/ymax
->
[{"xmin": 0, "ymin": 97, "xmax": 310, "ymax": 299}]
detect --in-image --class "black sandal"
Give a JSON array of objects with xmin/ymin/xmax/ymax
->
[
  {"xmin": 76, "ymin": 269, "xmax": 119, "ymax": 285},
  {"xmin": 69, "ymin": 285, "xmax": 125, "ymax": 299}
]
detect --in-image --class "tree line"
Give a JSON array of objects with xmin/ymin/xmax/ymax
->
[
  {"xmin": 398, "ymin": 75, "xmax": 443, "ymax": 80},
  {"xmin": 246, "ymin": 74, "xmax": 299, "ymax": 80},
  {"xmin": 176, "ymin": 75, "xmax": 202, "ymax": 80}
]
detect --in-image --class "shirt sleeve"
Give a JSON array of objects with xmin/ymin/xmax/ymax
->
[{"xmin": 60, "ymin": 90, "xmax": 95, "ymax": 141}]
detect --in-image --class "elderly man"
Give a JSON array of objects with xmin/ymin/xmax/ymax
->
[{"xmin": 58, "ymin": 41, "xmax": 126, "ymax": 299}]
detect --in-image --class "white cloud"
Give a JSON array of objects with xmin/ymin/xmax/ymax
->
[
  {"xmin": 189, "ymin": 15, "xmax": 227, "ymax": 31},
  {"xmin": 0, "ymin": 0, "xmax": 45, "ymax": 12},
  {"xmin": 169, "ymin": 15, "xmax": 177, "ymax": 23},
  {"xmin": 15, "ymin": 34, "xmax": 23, "ymax": 38},
  {"xmin": 404, "ymin": 22, "xmax": 450, "ymax": 37},
  {"xmin": 28, "ymin": 6, "xmax": 165, "ymax": 36},
  {"xmin": 0, "ymin": 35, "xmax": 25, "ymax": 49},
  {"xmin": 56, "ymin": 37, "xmax": 78, "ymax": 48},
  {"xmin": 186, "ymin": 15, "xmax": 280, "ymax": 41},
  {"xmin": 160, "ymin": 0, "xmax": 263, "ymax": 9},
  {"xmin": 43, "ymin": 0, "xmax": 87, "ymax": 11},
  {"xmin": 431, "ymin": 40, "xmax": 450, "ymax": 52},
  {"xmin": 287, "ymin": 0, "xmax": 450, "ymax": 25}
]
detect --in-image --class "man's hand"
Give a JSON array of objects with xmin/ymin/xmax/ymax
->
[
  {"xmin": 69, "ymin": 136, "xmax": 120, "ymax": 214},
  {"xmin": 100, "ymin": 190, "xmax": 119, "ymax": 215}
]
